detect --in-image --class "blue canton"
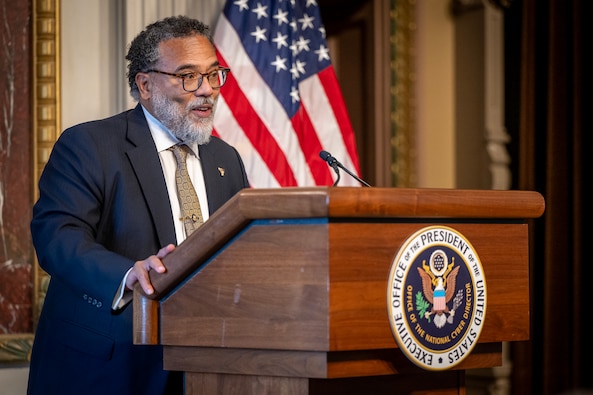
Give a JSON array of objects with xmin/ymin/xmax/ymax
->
[{"xmin": 224, "ymin": 0, "xmax": 332, "ymax": 118}]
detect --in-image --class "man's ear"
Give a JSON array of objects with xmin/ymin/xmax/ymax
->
[{"xmin": 136, "ymin": 72, "xmax": 151, "ymax": 100}]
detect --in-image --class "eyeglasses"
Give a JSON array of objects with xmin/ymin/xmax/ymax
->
[{"xmin": 145, "ymin": 67, "xmax": 230, "ymax": 91}]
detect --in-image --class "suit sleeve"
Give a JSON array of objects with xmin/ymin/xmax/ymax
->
[{"xmin": 31, "ymin": 126, "xmax": 135, "ymax": 305}]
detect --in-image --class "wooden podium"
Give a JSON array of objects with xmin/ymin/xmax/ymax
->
[{"xmin": 133, "ymin": 187, "xmax": 545, "ymax": 394}]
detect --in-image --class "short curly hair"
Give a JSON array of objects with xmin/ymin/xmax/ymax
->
[{"xmin": 126, "ymin": 15, "xmax": 213, "ymax": 100}]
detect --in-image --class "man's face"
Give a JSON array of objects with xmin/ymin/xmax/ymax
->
[{"xmin": 138, "ymin": 35, "xmax": 222, "ymax": 144}]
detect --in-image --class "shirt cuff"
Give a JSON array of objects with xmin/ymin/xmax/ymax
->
[{"xmin": 111, "ymin": 268, "xmax": 133, "ymax": 310}]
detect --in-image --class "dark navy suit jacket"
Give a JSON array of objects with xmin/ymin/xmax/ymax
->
[{"xmin": 27, "ymin": 105, "xmax": 250, "ymax": 395}]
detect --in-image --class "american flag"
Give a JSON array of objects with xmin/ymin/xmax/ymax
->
[{"xmin": 212, "ymin": 0, "xmax": 362, "ymax": 187}]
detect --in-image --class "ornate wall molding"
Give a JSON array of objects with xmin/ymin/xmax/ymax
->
[
  {"xmin": 31, "ymin": 0, "xmax": 59, "ymax": 337},
  {"xmin": 391, "ymin": 0, "xmax": 416, "ymax": 187}
]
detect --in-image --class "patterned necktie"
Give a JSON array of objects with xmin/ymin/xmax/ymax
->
[{"xmin": 169, "ymin": 144, "xmax": 204, "ymax": 237}]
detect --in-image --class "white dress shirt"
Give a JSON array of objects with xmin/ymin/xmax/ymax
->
[
  {"xmin": 112, "ymin": 105, "xmax": 209, "ymax": 310},
  {"xmin": 143, "ymin": 106, "xmax": 210, "ymax": 242}
]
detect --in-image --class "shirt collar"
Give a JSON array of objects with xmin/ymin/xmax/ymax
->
[{"xmin": 141, "ymin": 105, "xmax": 199, "ymax": 157}]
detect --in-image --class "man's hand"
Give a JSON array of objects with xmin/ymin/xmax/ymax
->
[{"xmin": 125, "ymin": 244, "xmax": 175, "ymax": 295}]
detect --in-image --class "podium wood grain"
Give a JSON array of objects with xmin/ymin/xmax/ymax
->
[{"xmin": 133, "ymin": 187, "xmax": 544, "ymax": 394}]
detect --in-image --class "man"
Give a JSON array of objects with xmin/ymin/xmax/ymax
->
[{"xmin": 27, "ymin": 16, "xmax": 249, "ymax": 395}]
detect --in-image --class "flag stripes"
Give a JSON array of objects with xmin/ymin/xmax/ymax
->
[{"xmin": 213, "ymin": 0, "xmax": 361, "ymax": 188}]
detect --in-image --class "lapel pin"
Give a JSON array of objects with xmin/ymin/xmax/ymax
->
[{"xmin": 217, "ymin": 167, "xmax": 225, "ymax": 177}]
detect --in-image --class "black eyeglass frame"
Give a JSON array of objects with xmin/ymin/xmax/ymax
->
[{"xmin": 145, "ymin": 67, "xmax": 231, "ymax": 92}]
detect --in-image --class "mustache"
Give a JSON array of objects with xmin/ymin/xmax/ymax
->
[{"xmin": 186, "ymin": 97, "xmax": 215, "ymax": 110}]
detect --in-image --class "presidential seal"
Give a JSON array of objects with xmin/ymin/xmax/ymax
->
[{"xmin": 387, "ymin": 226, "xmax": 487, "ymax": 370}]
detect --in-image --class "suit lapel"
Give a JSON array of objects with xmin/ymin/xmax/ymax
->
[
  {"xmin": 199, "ymin": 143, "xmax": 225, "ymax": 215},
  {"xmin": 125, "ymin": 105, "xmax": 177, "ymax": 246}
]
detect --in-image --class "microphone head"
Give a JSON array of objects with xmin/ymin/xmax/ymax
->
[{"xmin": 319, "ymin": 150, "xmax": 331, "ymax": 161}]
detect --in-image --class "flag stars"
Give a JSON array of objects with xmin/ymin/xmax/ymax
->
[
  {"xmin": 251, "ymin": 25, "xmax": 267, "ymax": 43},
  {"xmin": 289, "ymin": 40, "xmax": 299, "ymax": 56},
  {"xmin": 295, "ymin": 60, "xmax": 306, "ymax": 74},
  {"xmin": 290, "ymin": 86, "xmax": 300, "ymax": 103},
  {"xmin": 271, "ymin": 55, "xmax": 288, "ymax": 72},
  {"xmin": 272, "ymin": 31, "xmax": 288, "ymax": 49},
  {"xmin": 315, "ymin": 44, "xmax": 330, "ymax": 61},
  {"xmin": 273, "ymin": 9, "xmax": 289, "ymax": 26},
  {"xmin": 252, "ymin": 2, "xmax": 268, "ymax": 19},
  {"xmin": 306, "ymin": 0, "xmax": 318, "ymax": 6},
  {"xmin": 298, "ymin": 13, "xmax": 315, "ymax": 30},
  {"xmin": 234, "ymin": 0, "xmax": 249, "ymax": 11},
  {"xmin": 290, "ymin": 64, "xmax": 299, "ymax": 79},
  {"xmin": 296, "ymin": 36, "xmax": 311, "ymax": 53},
  {"xmin": 319, "ymin": 26, "xmax": 326, "ymax": 39},
  {"xmin": 290, "ymin": 59, "xmax": 306, "ymax": 79}
]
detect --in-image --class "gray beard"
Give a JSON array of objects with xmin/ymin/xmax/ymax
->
[{"xmin": 151, "ymin": 88, "xmax": 215, "ymax": 145}]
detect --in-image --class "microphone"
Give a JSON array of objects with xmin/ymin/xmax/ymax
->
[{"xmin": 319, "ymin": 150, "xmax": 371, "ymax": 187}]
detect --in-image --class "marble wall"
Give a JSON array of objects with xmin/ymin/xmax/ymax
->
[{"xmin": 0, "ymin": 0, "xmax": 34, "ymax": 350}]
